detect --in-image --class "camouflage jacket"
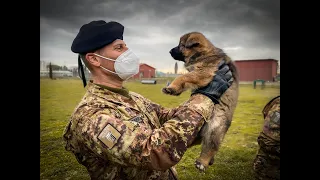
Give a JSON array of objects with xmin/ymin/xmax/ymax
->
[
  {"xmin": 253, "ymin": 96, "xmax": 280, "ymax": 179},
  {"xmin": 261, "ymin": 96, "xmax": 280, "ymax": 144},
  {"xmin": 63, "ymin": 82, "xmax": 214, "ymax": 180}
]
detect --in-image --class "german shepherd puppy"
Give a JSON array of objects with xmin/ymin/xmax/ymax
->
[{"xmin": 162, "ymin": 32, "xmax": 239, "ymax": 172}]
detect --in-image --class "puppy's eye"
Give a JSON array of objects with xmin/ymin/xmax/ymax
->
[{"xmin": 192, "ymin": 43, "xmax": 199, "ymax": 47}]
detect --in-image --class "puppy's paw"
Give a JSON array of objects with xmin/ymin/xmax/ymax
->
[
  {"xmin": 194, "ymin": 160, "xmax": 207, "ymax": 172},
  {"xmin": 162, "ymin": 87, "xmax": 182, "ymax": 96}
]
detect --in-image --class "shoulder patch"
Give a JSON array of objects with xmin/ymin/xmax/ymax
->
[
  {"xmin": 262, "ymin": 96, "xmax": 280, "ymax": 118},
  {"xmin": 98, "ymin": 124, "xmax": 121, "ymax": 149}
]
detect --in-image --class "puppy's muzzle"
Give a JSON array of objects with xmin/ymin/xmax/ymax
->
[{"xmin": 170, "ymin": 46, "xmax": 185, "ymax": 62}]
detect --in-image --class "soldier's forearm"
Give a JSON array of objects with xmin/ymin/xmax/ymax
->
[
  {"xmin": 156, "ymin": 106, "xmax": 177, "ymax": 125},
  {"xmin": 154, "ymin": 94, "xmax": 215, "ymax": 125},
  {"xmin": 130, "ymin": 107, "xmax": 206, "ymax": 170}
]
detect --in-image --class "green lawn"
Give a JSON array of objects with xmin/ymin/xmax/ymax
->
[{"xmin": 40, "ymin": 78, "xmax": 280, "ymax": 180}]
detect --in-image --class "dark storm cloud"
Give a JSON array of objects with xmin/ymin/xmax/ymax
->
[{"xmin": 40, "ymin": 0, "xmax": 279, "ymax": 72}]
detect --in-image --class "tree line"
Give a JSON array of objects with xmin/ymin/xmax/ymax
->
[{"xmin": 46, "ymin": 64, "xmax": 70, "ymax": 71}]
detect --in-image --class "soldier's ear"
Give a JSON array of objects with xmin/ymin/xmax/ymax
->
[{"xmin": 86, "ymin": 53, "xmax": 101, "ymax": 67}]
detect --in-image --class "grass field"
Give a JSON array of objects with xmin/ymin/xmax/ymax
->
[{"xmin": 40, "ymin": 78, "xmax": 280, "ymax": 180}]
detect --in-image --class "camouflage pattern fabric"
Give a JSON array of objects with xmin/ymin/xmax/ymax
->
[
  {"xmin": 63, "ymin": 82, "xmax": 214, "ymax": 180},
  {"xmin": 253, "ymin": 96, "xmax": 280, "ymax": 180}
]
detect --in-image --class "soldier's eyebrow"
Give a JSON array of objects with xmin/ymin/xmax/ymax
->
[{"xmin": 113, "ymin": 42, "xmax": 126, "ymax": 47}]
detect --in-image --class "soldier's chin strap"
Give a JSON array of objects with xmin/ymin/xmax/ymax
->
[{"xmin": 78, "ymin": 54, "xmax": 87, "ymax": 87}]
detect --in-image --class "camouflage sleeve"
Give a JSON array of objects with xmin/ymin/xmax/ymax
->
[
  {"xmin": 253, "ymin": 97, "xmax": 280, "ymax": 179},
  {"xmin": 145, "ymin": 102, "xmax": 178, "ymax": 125},
  {"xmin": 77, "ymin": 94, "xmax": 214, "ymax": 171},
  {"xmin": 261, "ymin": 97, "xmax": 280, "ymax": 142},
  {"xmin": 143, "ymin": 95, "xmax": 213, "ymax": 125}
]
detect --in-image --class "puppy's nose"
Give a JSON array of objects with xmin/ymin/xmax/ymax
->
[{"xmin": 169, "ymin": 49, "xmax": 173, "ymax": 54}]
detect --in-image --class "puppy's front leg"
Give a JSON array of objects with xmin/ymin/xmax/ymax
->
[{"xmin": 162, "ymin": 71, "xmax": 212, "ymax": 96}]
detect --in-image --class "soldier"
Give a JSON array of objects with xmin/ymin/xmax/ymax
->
[
  {"xmin": 253, "ymin": 96, "xmax": 280, "ymax": 180},
  {"xmin": 63, "ymin": 20, "xmax": 234, "ymax": 180}
]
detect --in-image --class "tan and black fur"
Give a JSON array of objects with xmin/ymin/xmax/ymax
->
[{"xmin": 162, "ymin": 32, "xmax": 239, "ymax": 172}]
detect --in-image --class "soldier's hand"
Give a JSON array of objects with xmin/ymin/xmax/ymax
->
[{"xmin": 191, "ymin": 61, "xmax": 233, "ymax": 104}]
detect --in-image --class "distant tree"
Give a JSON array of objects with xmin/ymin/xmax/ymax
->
[
  {"xmin": 72, "ymin": 67, "xmax": 78, "ymax": 77},
  {"xmin": 62, "ymin": 66, "xmax": 68, "ymax": 71},
  {"xmin": 174, "ymin": 62, "xmax": 178, "ymax": 74},
  {"xmin": 49, "ymin": 62, "xmax": 53, "ymax": 79}
]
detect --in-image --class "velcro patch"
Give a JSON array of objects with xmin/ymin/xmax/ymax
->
[
  {"xmin": 271, "ymin": 111, "xmax": 280, "ymax": 124},
  {"xmin": 98, "ymin": 124, "xmax": 121, "ymax": 149},
  {"xmin": 146, "ymin": 104, "xmax": 154, "ymax": 113},
  {"xmin": 129, "ymin": 115, "xmax": 142, "ymax": 123},
  {"xmin": 125, "ymin": 115, "xmax": 142, "ymax": 131}
]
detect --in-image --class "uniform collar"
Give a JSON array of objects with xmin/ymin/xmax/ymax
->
[
  {"xmin": 93, "ymin": 82, "xmax": 130, "ymax": 99},
  {"xmin": 86, "ymin": 81, "xmax": 143, "ymax": 113},
  {"xmin": 87, "ymin": 81, "xmax": 131, "ymax": 104}
]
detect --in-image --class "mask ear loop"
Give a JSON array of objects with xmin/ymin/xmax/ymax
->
[
  {"xmin": 93, "ymin": 53, "xmax": 118, "ymax": 75},
  {"xmin": 93, "ymin": 53, "xmax": 117, "ymax": 62}
]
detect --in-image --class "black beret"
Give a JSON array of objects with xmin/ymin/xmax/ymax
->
[{"xmin": 71, "ymin": 20, "xmax": 124, "ymax": 54}]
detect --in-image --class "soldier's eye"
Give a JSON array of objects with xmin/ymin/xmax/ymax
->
[{"xmin": 115, "ymin": 46, "xmax": 123, "ymax": 51}]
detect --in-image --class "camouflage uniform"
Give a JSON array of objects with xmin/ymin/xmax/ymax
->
[
  {"xmin": 253, "ymin": 96, "xmax": 280, "ymax": 180},
  {"xmin": 63, "ymin": 81, "xmax": 214, "ymax": 180}
]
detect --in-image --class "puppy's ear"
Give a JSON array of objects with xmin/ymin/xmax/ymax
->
[
  {"xmin": 214, "ymin": 48, "xmax": 226, "ymax": 57},
  {"xmin": 185, "ymin": 38, "xmax": 200, "ymax": 48}
]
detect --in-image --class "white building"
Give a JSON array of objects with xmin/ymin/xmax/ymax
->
[
  {"xmin": 40, "ymin": 61, "xmax": 48, "ymax": 71},
  {"xmin": 40, "ymin": 70, "xmax": 73, "ymax": 77}
]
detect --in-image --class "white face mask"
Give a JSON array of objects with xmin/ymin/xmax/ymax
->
[{"xmin": 94, "ymin": 49, "xmax": 140, "ymax": 80}]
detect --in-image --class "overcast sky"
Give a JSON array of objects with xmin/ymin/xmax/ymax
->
[{"xmin": 40, "ymin": 0, "xmax": 280, "ymax": 73}]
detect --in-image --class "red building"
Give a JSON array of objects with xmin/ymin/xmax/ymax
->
[
  {"xmin": 234, "ymin": 59, "xmax": 279, "ymax": 82},
  {"xmin": 133, "ymin": 63, "xmax": 156, "ymax": 79}
]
